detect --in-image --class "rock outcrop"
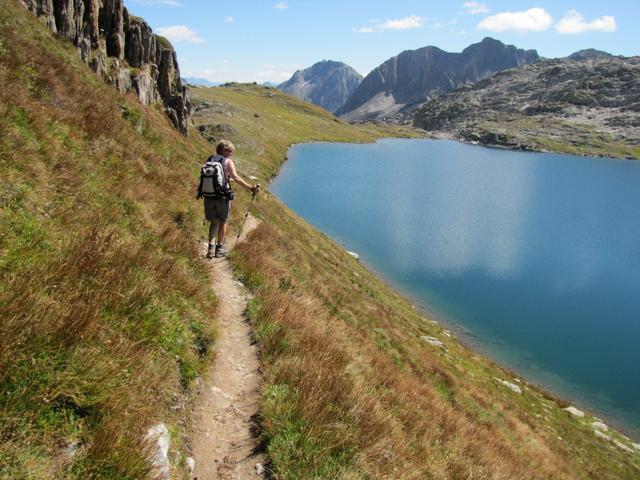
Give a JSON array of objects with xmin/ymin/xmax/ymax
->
[
  {"xmin": 21, "ymin": 0, "xmax": 190, "ymax": 134},
  {"xmin": 412, "ymin": 54, "xmax": 640, "ymax": 158},
  {"xmin": 278, "ymin": 60, "xmax": 363, "ymax": 113},
  {"xmin": 336, "ymin": 37, "xmax": 539, "ymax": 123}
]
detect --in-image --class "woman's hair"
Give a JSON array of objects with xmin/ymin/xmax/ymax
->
[{"xmin": 216, "ymin": 139, "xmax": 235, "ymax": 155}]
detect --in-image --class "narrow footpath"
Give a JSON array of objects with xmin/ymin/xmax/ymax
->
[{"xmin": 190, "ymin": 215, "xmax": 265, "ymax": 479}]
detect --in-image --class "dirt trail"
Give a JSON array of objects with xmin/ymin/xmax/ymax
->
[{"xmin": 190, "ymin": 215, "xmax": 265, "ymax": 479}]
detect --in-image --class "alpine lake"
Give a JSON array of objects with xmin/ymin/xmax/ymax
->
[{"xmin": 271, "ymin": 138, "xmax": 640, "ymax": 439}]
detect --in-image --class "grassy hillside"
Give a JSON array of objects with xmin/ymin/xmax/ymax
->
[
  {"xmin": 1, "ymin": 0, "xmax": 639, "ymax": 477},
  {"xmin": 192, "ymin": 84, "xmax": 640, "ymax": 479},
  {"xmin": 0, "ymin": 3, "xmax": 218, "ymax": 478}
]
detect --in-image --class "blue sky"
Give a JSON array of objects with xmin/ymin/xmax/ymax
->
[{"xmin": 126, "ymin": 0, "xmax": 639, "ymax": 83}]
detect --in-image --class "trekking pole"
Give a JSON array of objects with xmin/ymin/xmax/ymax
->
[{"xmin": 234, "ymin": 189, "xmax": 258, "ymax": 248}]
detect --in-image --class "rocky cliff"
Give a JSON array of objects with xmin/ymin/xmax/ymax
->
[
  {"xmin": 20, "ymin": 0, "xmax": 190, "ymax": 134},
  {"xmin": 413, "ymin": 55, "xmax": 640, "ymax": 158},
  {"xmin": 278, "ymin": 60, "xmax": 363, "ymax": 113},
  {"xmin": 336, "ymin": 37, "xmax": 539, "ymax": 123}
]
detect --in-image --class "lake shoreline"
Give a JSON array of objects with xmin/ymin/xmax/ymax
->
[{"xmin": 273, "ymin": 138, "xmax": 640, "ymax": 443}]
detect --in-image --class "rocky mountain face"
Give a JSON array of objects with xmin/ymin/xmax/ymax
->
[
  {"xmin": 20, "ymin": 0, "xmax": 190, "ymax": 134},
  {"xmin": 278, "ymin": 60, "xmax": 363, "ymax": 113},
  {"xmin": 336, "ymin": 37, "xmax": 539, "ymax": 122},
  {"xmin": 413, "ymin": 55, "xmax": 640, "ymax": 158}
]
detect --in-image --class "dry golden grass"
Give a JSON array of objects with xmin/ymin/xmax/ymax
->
[{"xmin": 1, "ymin": 2, "xmax": 216, "ymax": 477}]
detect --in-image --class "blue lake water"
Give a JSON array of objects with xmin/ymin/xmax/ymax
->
[{"xmin": 271, "ymin": 138, "xmax": 640, "ymax": 438}]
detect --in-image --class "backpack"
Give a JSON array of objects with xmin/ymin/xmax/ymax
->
[{"xmin": 198, "ymin": 155, "xmax": 233, "ymax": 199}]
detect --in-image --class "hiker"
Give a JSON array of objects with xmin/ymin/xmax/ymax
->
[{"xmin": 197, "ymin": 140, "xmax": 260, "ymax": 258}]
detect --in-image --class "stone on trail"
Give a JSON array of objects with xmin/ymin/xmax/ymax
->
[
  {"xmin": 255, "ymin": 462, "xmax": 265, "ymax": 475},
  {"xmin": 145, "ymin": 423, "xmax": 170, "ymax": 479},
  {"xmin": 563, "ymin": 406, "xmax": 585, "ymax": 418},
  {"xmin": 186, "ymin": 456, "xmax": 195, "ymax": 474}
]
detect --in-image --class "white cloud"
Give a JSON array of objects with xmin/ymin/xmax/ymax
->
[
  {"xmin": 156, "ymin": 25, "xmax": 204, "ymax": 43},
  {"xmin": 380, "ymin": 15, "xmax": 425, "ymax": 30},
  {"xmin": 274, "ymin": 2, "xmax": 288, "ymax": 10},
  {"xmin": 355, "ymin": 15, "xmax": 426, "ymax": 33},
  {"xmin": 463, "ymin": 1, "xmax": 489, "ymax": 15},
  {"xmin": 225, "ymin": 16, "xmax": 235, "ymax": 23},
  {"xmin": 555, "ymin": 10, "xmax": 616, "ymax": 34},
  {"xmin": 477, "ymin": 7, "xmax": 552, "ymax": 32}
]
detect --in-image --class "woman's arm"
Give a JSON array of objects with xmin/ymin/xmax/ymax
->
[{"xmin": 228, "ymin": 159, "xmax": 259, "ymax": 192}]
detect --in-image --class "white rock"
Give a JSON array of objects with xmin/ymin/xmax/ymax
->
[
  {"xmin": 594, "ymin": 430, "xmax": 611, "ymax": 441},
  {"xmin": 632, "ymin": 442, "xmax": 640, "ymax": 451},
  {"xmin": 613, "ymin": 440, "xmax": 634, "ymax": 453},
  {"xmin": 145, "ymin": 423, "xmax": 170, "ymax": 480},
  {"xmin": 255, "ymin": 462, "xmax": 265, "ymax": 475},
  {"xmin": 346, "ymin": 250, "xmax": 359, "ymax": 260},
  {"xmin": 443, "ymin": 330, "xmax": 452, "ymax": 337},
  {"xmin": 421, "ymin": 336, "xmax": 444, "ymax": 348},
  {"xmin": 613, "ymin": 440, "xmax": 634, "ymax": 454},
  {"xmin": 563, "ymin": 406, "xmax": 585, "ymax": 418},
  {"xmin": 249, "ymin": 175, "xmax": 259, "ymax": 180},
  {"xmin": 186, "ymin": 456, "xmax": 195, "ymax": 473},
  {"xmin": 62, "ymin": 441, "xmax": 80, "ymax": 463},
  {"xmin": 494, "ymin": 378, "xmax": 522, "ymax": 394},
  {"xmin": 592, "ymin": 421, "xmax": 609, "ymax": 432}
]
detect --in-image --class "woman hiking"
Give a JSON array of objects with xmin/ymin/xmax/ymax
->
[{"xmin": 197, "ymin": 140, "xmax": 260, "ymax": 258}]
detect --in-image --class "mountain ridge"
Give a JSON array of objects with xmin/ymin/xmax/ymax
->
[{"xmin": 336, "ymin": 37, "xmax": 539, "ymax": 122}]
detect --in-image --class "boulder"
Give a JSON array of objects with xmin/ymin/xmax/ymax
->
[
  {"xmin": 592, "ymin": 421, "xmax": 608, "ymax": 432},
  {"xmin": 421, "ymin": 336, "xmax": 445, "ymax": 348},
  {"xmin": 563, "ymin": 406, "xmax": 585, "ymax": 418},
  {"xmin": 145, "ymin": 423, "xmax": 170, "ymax": 480},
  {"xmin": 494, "ymin": 378, "xmax": 522, "ymax": 394}
]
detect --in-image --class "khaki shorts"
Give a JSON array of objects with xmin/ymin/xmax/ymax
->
[{"xmin": 204, "ymin": 197, "xmax": 231, "ymax": 222}]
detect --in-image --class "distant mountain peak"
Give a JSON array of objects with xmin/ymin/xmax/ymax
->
[
  {"xmin": 278, "ymin": 60, "xmax": 363, "ymax": 113},
  {"xmin": 568, "ymin": 49, "xmax": 613, "ymax": 61}
]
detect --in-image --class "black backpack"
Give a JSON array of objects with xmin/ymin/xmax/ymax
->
[{"xmin": 198, "ymin": 155, "xmax": 233, "ymax": 199}]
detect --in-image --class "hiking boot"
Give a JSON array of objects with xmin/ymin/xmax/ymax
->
[
  {"xmin": 214, "ymin": 244, "xmax": 227, "ymax": 258},
  {"xmin": 206, "ymin": 244, "xmax": 215, "ymax": 259}
]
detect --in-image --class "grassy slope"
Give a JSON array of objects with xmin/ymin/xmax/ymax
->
[
  {"xmin": 192, "ymin": 83, "xmax": 640, "ymax": 479},
  {"xmin": 0, "ymin": 3, "xmax": 218, "ymax": 478}
]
